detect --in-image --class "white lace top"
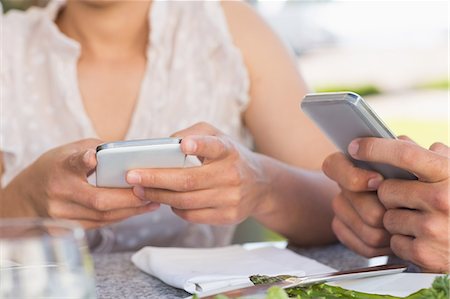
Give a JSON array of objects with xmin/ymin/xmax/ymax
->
[{"xmin": 0, "ymin": 0, "xmax": 251, "ymax": 252}]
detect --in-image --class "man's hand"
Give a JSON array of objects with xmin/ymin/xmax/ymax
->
[
  {"xmin": 322, "ymin": 151, "xmax": 392, "ymax": 258},
  {"xmin": 350, "ymin": 138, "xmax": 449, "ymax": 273},
  {"xmin": 324, "ymin": 137, "xmax": 449, "ymax": 273}
]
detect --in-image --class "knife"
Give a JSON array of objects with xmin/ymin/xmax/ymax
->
[{"xmin": 198, "ymin": 264, "xmax": 408, "ymax": 299}]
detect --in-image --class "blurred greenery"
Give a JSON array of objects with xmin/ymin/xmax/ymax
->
[
  {"xmin": 232, "ymin": 218, "xmax": 286, "ymax": 244},
  {"xmin": 263, "ymin": 229, "xmax": 286, "ymax": 242},
  {"xmin": 418, "ymin": 78, "xmax": 450, "ymax": 90},
  {"xmin": 1, "ymin": 0, "xmax": 47, "ymax": 12},
  {"xmin": 314, "ymin": 84, "xmax": 381, "ymax": 97},
  {"xmin": 315, "ymin": 78, "xmax": 450, "ymax": 97},
  {"xmin": 385, "ymin": 119, "xmax": 449, "ymax": 148}
]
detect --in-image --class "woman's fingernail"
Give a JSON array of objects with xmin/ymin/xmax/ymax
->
[
  {"xmin": 368, "ymin": 176, "xmax": 383, "ymax": 190},
  {"xmin": 83, "ymin": 150, "xmax": 94, "ymax": 164},
  {"xmin": 348, "ymin": 140, "xmax": 360, "ymax": 157},
  {"xmin": 184, "ymin": 139, "xmax": 197, "ymax": 153},
  {"xmin": 133, "ymin": 186, "xmax": 145, "ymax": 199},
  {"xmin": 144, "ymin": 203, "xmax": 160, "ymax": 210},
  {"xmin": 127, "ymin": 172, "xmax": 141, "ymax": 184},
  {"xmin": 142, "ymin": 200, "xmax": 152, "ymax": 206}
]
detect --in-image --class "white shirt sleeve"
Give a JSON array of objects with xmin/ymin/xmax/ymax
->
[{"xmin": 0, "ymin": 7, "xmax": 17, "ymax": 169}]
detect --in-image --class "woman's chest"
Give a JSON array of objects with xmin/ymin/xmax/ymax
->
[
  {"xmin": 7, "ymin": 31, "xmax": 250, "ymax": 162},
  {"xmin": 77, "ymin": 57, "xmax": 147, "ymax": 142}
]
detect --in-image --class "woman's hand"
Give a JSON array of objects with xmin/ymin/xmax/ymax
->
[
  {"xmin": 10, "ymin": 139, "xmax": 159, "ymax": 228},
  {"xmin": 126, "ymin": 122, "xmax": 270, "ymax": 225},
  {"xmin": 324, "ymin": 137, "xmax": 450, "ymax": 273}
]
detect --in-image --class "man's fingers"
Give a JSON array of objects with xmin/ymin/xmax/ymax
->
[
  {"xmin": 323, "ymin": 152, "xmax": 384, "ymax": 192},
  {"xmin": 391, "ymin": 235, "xmax": 450, "ymax": 273},
  {"xmin": 333, "ymin": 194, "xmax": 391, "ymax": 248},
  {"xmin": 390, "ymin": 234, "xmax": 416, "ymax": 266},
  {"xmin": 377, "ymin": 179, "xmax": 433, "ymax": 211},
  {"xmin": 429, "ymin": 142, "xmax": 450, "ymax": 157},
  {"xmin": 332, "ymin": 217, "xmax": 392, "ymax": 258},
  {"xmin": 384, "ymin": 208, "xmax": 447, "ymax": 239},
  {"xmin": 349, "ymin": 138, "xmax": 448, "ymax": 182},
  {"xmin": 342, "ymin": 189, "xmax": 386, "ymax": 228},
  {"xmin": 397, "ymin": 135, "xmax": 416, "ymax": 144},
  {"xmin": 383, "ymin": 209, "xmax": 421, "ymax": 237}
]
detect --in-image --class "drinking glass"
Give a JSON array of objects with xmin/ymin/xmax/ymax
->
[{"xmin": 0, "ymin": 218, "xmax": 97, "ymax": 298}]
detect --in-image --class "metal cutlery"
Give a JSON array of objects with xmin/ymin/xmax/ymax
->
[{"xmin": 198, "ymin": 264, "xmax": 408, "ymax": 299}]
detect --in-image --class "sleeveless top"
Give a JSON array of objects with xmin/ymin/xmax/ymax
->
[{"xmin": 0, "ymin": 0, "xmax": 252, "ymax": 252}]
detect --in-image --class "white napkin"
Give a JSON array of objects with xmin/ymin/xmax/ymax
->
[{"xmin": 131, "ymin": 244, "xmax": 335, "ymax": 294}]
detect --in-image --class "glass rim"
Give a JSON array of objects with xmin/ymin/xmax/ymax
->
[{"xmin": 0, "ymin": 218, "xmax": 86, "ymax": 239}]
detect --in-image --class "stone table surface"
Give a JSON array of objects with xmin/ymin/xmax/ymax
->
[{"xmin": 93, "ymin": 243, "xmax": 368, "ymax": 299}]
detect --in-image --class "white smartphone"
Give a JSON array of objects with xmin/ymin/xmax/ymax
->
[
  {"xmin": 96, "ymin": 138, "xmax": 201, "ymax": 188},
  {"xmin": 301, "ymin": 92, "xmax": 416, "ymax": 180}
]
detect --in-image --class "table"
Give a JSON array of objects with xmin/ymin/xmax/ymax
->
[{"xmin": 93, "ymin": 243, "xmax": 369, "ymax": 299}]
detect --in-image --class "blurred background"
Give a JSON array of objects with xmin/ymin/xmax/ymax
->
[
  {"xmin": 3, "ymin": 0, "xmax": 447, "ymax": 146},
  {"xmin": 2, "ymin": 0, "xmax": 448, "ymax": 243},
  {"xmin": 254, "ymin": 0, "xmax": 448, "ymax": 146},
  {"xmin": 246, "ymin": 0, "xmax": 449, "ymax": 243}
]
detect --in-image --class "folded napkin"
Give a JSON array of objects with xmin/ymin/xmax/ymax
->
[{"xmin": 131, "ymin": 244, "xmax": 335, "ymax": 294}]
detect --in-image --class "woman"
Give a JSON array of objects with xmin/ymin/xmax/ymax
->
[{"xmin": 0, "ymin": 0, "xmax": 338, "ymax": 252}]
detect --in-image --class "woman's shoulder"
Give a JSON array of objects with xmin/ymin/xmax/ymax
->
[
  {"xmin": 219, "ymin": 1, "xmax": 284, "ymax": 56},
  {"xmin": 1, "ymin": 4, "xmax": 62, "ymax": 76},
  {"xmin": 219, "ymin": 1, "xmax": 262, "ymax": 23},
  {"xmin": 219, "ymin": 2, "xmax": 296, "ymax": 78},
  {"xmin": 2, "ymin": 5, "xmax": 48, "ymax": 37}
]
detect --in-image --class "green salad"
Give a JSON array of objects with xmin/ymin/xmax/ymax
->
[{"xmin": 195, "ymin": 275, "xmax": 449, "ymax": 299}]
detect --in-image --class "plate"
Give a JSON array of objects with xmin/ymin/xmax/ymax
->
[{"xmin": 331, "ymin": 273, "xmax": 442, "ymax": 297}]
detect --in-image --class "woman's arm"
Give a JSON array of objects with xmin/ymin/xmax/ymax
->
[
  {"xmin": 222, "ymin": 2, "xmax": 335, "ymax": 169},
  {"xmin": 126, "ymin": 3, "xmax": 339, "ymax": 246},
  {"xmin": 222, "ymin": 2, "xmax": 339, "ymax": 245},
  {"xmin": 0, "ymin": 141, "xmax": 160, "ymax": 228},
  {"xmin": 0, "ymin": 153, "xmax": 37, "ymax": 217}
]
